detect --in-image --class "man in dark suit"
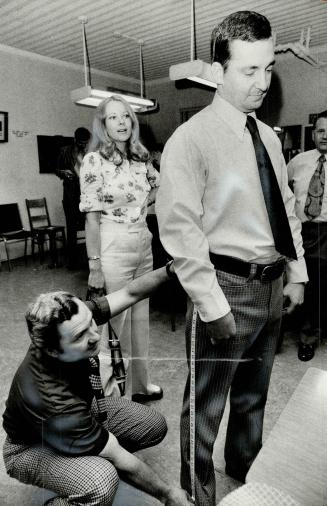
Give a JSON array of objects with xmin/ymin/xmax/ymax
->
[{"xmin": 56, "ymin": 127, "xmax": 90, "ymax": 269}]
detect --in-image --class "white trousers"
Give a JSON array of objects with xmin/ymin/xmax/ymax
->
[{"xmin": 99, "ymin": 220, "xmax": 153, "ymax": 397}]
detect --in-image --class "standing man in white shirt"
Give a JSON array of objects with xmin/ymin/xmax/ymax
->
[
  {"xmin": 156, "ymin": 10, "xmax": 307, "ymax": 506},
  {"xmin": 287, "ymin": 111, "xmax": 327, "ymax": 361}
]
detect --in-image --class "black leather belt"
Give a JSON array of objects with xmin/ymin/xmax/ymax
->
[{"xmin": 209, "ymin": 253, "xmax": 286, "ymax": 283}]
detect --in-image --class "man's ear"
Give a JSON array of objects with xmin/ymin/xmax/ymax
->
[{"xmin": 211, "ymin": 62, "xmax": 224, "ymax": 86}]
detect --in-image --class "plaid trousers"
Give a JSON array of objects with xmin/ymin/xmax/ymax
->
[
  {"xmin": 180, "ymin": 269, "xmax": 283, "ymax": 506},
  {"xmin": 3, "ymin": 397, "xmax": 167, "ymax": 505}
]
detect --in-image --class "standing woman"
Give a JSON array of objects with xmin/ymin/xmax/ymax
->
[{"xmin": 80, "ymin": 95, "xmax": 162, "ymax": 401}]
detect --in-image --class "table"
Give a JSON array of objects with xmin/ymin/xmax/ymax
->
[{"xmin": 246, "ymin": 367, "xmax": 327, "ymax": 506}]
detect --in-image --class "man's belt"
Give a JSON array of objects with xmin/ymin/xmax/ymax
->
[{"xmin": 209, "ymin": 253, "xmax": 286, "ymax": 283}]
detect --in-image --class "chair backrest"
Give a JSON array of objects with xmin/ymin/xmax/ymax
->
[
  {"xmin": 0, "ymin": 203, "xmax": 24, "ymax": 234},
  {"xmin": 25, "ymin": 198, "xmax": 51, "ymax": 230}
]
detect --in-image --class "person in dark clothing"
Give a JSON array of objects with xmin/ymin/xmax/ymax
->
[
  {"xmin": 2, "ymin": 263, "xmax": 191, "ymax": 506},
  {"xmin": 56, "ymin": 127, "xmax": 90, "ymax": 269}
]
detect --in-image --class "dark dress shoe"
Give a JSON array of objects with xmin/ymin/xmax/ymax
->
[
  {"xmin": 132, "ymin": 387, "xmax": 163, "ymax": 403},
  {"xmin": 298, "ymin": 342, "xmax": 315, "ymax": 362}
]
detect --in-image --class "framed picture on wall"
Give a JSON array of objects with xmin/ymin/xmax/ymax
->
[{"xmin": 0, "ymin": 111, "xmax": 8, "ymax": 142}]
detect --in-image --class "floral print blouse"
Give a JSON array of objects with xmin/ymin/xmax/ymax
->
[{"xmin": 79, "ymin": 152, "xmax": 160, "ymax": 223}]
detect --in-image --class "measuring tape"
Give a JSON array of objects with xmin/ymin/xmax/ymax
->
[
  {"xmin": 189, "ymin": 305, "xmax": 197, "ymax": 503},
  {"xmin": 188, "ymin": 307, "xmax": 260, "ymax": 504}
]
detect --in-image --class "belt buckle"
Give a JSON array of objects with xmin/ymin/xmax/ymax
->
[{"xmin": 260, "ymin": 261, "xmax": 285, "ymax": 283}]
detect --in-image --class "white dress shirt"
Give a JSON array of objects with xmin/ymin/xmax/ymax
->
[
  {"xmin": 287, "ymin": 148, "xmax": 327, "ymax": 223},
  {"xmin": 156, "ymin": 94, "xmax": 308, "ymax": 322}
]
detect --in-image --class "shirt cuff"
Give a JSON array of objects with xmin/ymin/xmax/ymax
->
[
  {"xmin": 195, "ymin": 287, "xmax": 231, "ymax": 323},
  {"xmin": 286, "ymin": 257, "xmax": 309, "ymax": 284}
]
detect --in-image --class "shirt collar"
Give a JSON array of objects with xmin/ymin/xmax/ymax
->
[
  {"xmin": 316, "ymin": 149, "xmax": 327, "ymax": 162},
  {"xmin": 211, "ymin": 93, "xmax": 257, "ymax": 141}
]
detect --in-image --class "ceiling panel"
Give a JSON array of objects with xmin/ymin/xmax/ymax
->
[{"xmin": 0, "ymin": 0, "xmax": 326, "ymax": 81}]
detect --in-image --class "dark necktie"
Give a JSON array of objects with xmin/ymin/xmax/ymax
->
[
  {"xmin": 88, "ymin": 356, "xmax": 108, "ymax": 422},
  {"xmin": 304, "ymin": 154, "xmax": 326, "ymax": 220},
  {"xmin": 246, "ymin": 115, "xmax": 297, "ymax": 260}
]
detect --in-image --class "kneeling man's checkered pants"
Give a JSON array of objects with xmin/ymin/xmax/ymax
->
[{"xmin": 3, "ymin": 397, "xmax": 167, "ymax": 505}]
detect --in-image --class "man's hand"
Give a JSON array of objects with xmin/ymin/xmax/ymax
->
[
  {"xmin": 205, "ymin": 312, "xmax": 236, "ymax": 344},
  {"xmin": 62, "ymin": 170, "xmax": 74, "ymax": 180},
  {"xmin": 165, "ymin": 487, "xmax": 194, "ymax": 505},
  {"xmin": 100, "ymin": 434, "xmax": 193, "ymax": 505},
  {"xmin": 283, "ymin": 282, "xmax": 305, "ymax": 315}
]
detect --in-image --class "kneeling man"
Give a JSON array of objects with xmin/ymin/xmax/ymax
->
[{"xmin": 2, "ymin": 263, "xmax": 191, "ymax": 506}]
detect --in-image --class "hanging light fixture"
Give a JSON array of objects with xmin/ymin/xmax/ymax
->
[
  {"xmin": 169, "ymin": 0, "xmax": 217, "ymax": 89},
  {"xmin": 71, "ymin": 17, "xmax": 157, "ymax": 113}
]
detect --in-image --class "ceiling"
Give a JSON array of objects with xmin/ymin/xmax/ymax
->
[{"xmin": 0, "ymin": 0, "xmax": 326, "ymax": 83}]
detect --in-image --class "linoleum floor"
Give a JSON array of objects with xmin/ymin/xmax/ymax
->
[{"xmin": 0, "ymin": 256, "xmax": 326, "ymax": 505}]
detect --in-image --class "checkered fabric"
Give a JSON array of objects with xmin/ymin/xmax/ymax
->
[
  {"xmin": 180, "ymin": 270, "xmax": 284, "ymax": 506},
  {"xmin": 3, "ymin": 397, "xmax": 167, "ymax": 504},
  {"xmin": 218, "ymin": 482, "xmax": 300, "ymax": 505}
]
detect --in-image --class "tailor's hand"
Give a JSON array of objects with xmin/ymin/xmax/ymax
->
[
  {"xmin": 165, "ymin": 487, "xmax": 194, "ymax": 505},
  {"xmin": 206, "ymin": 311, "xmax": 236, "ymax": 344},
  {"xmin": 88, "ymin": 268, "xmax": 105, "ymax": 291},
  {"xmin": 283, "ymin": 282, "xmax": 305, "ymax": 315}
]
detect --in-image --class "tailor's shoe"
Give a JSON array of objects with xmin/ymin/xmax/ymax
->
[
  {"xmin": 132, "ymin": 385, "xmax": 163, "ymax": 403},
  {"xmin": 297, "ymin": 342, "xmax": 315, "ymax": 362}
]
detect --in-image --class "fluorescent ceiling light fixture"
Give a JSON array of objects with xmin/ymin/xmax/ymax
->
[
  {"xmin": 71, "ymin": 17, "xmax": 157, "ymax": 113},
  {"xmin": 169, "ymin": 60, "xmax": 217, "ymax": 89},
  {"xmin": 169, "ymin": 0, "xmax": 217, "ymax": 89},
  {"xmin": 71, "ymin": 86, "xmax": 156, "ymax": 112}
]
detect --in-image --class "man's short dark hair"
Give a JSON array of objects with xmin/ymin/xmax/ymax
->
[
  {"xmin": 74, "ymin": 127, "xmax": 90, "ymax": 143},
  {"xmin": 26, "ymin": 291, "xmax": 79, "ymax": 352},
  {"xmin": 211, "ymin": 11, "xmax": 272, "ymax": 69},
  {"xmin": 313, "ymin": 111, "xmax": 327, "ymax": 130}
]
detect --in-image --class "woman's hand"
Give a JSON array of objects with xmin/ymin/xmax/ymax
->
[{"xmin": 88, "ymin": 266, "xmax": 105, "ymax": 291}]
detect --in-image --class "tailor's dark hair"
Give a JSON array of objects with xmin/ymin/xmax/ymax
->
[{"xmin": 25, "ymin": 291, "xmax": 79, "ymax": 352}]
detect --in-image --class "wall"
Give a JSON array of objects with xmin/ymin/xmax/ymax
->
[
  {"xmin": 141, "ymin": 79, "xmax": 214, "ymax": 145},
  {"xmin": 143, "ymin": 54, "xmax": 327, "ymax": 146},
  {"xmin": 259, "ymin": 54, "xmax": 327, "ymax": 129},
  {"xmin": 0, "ymin": 45, "xmax": 139, "ymax": 261},
  {"xmin": 1, "ymin": 46, "xmax": 326, "ymax": 262}
]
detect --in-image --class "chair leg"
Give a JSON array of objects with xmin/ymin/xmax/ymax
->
[
  {"xmin": 3, "ymin": 239, "xmax": 12, "ymax": 271},
  {"xmin": 24, "ymin": 237, "xmax": 28, "ymax": 266},
  {"xmin": 48, "ymin": 232, "xmax": 58, "ymax": 267},
  {"xmin": 38, "ymin": 237, "xmax": 45, "ymax": 264}
]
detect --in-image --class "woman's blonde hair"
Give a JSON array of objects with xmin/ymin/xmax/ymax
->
[{"xmin": 88, "ymin": 95, "xmax": 149, "ymax": 165}]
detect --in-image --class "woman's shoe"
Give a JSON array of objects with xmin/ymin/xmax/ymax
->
[
  {"xmin": 297, "ymin": 342, "xmax": 315, "ymax": 361},
  {"xmin": 132, "ymin": 385, "xmax": 163, "ymax": 403}
]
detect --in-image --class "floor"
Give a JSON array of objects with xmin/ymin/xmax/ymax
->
[{"xmin": 0, "ymin": 254, "xmax": 326, "ymax": 505}]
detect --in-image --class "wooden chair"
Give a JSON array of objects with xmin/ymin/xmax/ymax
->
[
  {"xmin": 0, "ymin": 203, "xmax": 31, "ymax": 271},
  {"xmin": 25, "ymin": 198, "xmax": 66, "ymax": 267}
]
